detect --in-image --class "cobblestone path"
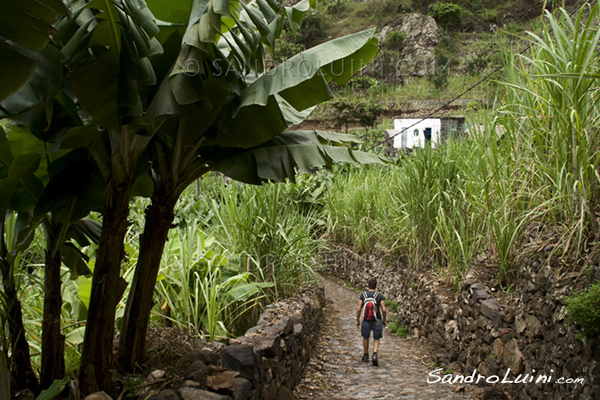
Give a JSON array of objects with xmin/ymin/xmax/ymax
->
[{"xmin": 294, "ymin": 277, "xmax": 476, "ymax": 400}]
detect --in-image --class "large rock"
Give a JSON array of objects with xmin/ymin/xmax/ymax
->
[
  {"xmin": 186, "ymin": 360, "xmax": 209, "ymax": 385},
  {"xmin": 220, "ymin": 344, "xmax": 258, "ymax": 383},
  {"xmin": 525, "ymin": 315, "xmax": 541, "ymax": 338},
  {"xmin": 377, "ymin": 13, "xmax": 439, "ymax": 77}
]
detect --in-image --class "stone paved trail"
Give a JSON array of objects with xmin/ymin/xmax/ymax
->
[{"xmin": 294, "ymin": 277, "xmax": 476, "ymax": 400}]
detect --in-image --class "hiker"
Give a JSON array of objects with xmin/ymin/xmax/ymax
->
[{"xmin": 356, "ymin": 278, "xmax": 387, "ymax": 366}]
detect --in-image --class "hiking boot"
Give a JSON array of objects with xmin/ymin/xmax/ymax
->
[
  {"xmin": 362, "ymin": 354, "xmax": 369, "ymax": 363},
  {"xmin": 372, "ymin": 352, "xmax": 378, "ymax": 366}
]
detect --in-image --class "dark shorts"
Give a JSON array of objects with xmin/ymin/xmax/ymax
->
[{"xmin": 361, "ymin": 320, "xmax": 383, "ymax": 340}]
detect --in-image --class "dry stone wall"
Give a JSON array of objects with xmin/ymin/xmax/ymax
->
[
  {"xmin": 149, "ymin": 287, "xmax": 324, "ymax": 400},
  {"xmin": 325, "ymin": 244, "xmax": 600, "ymax": 400}
]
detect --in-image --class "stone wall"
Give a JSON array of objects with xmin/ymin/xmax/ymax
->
[
  {"xmin": 325, "ymin": 244, "xmax": 600, "ymax": 399},
  {"xmin": 149, "ymin": 286, "xmax": 324, "ymax": 400}
]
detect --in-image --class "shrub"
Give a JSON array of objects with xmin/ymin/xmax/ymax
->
[
  {"xmin": 324, "ymin": 98, "xmax": 384, "ymax": 131},
  {"xmin": 564, "ymin": 283, "xmax": 600, "ymax": 339},
  {"xmin": 384, "ymin": 30, "xmax": 406, "ymax": 52},
  {"xmin": 428, "ymin": 2, "xmax": 462, "ymax": 29},
  {"xmin": 428, "ymin": 64, "xmax": 449, "ymax": 90}
]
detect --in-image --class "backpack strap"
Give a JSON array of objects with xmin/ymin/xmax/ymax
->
[{"xmin": 373, "ymin": 291, "xmax": 380, "ymax": 319}]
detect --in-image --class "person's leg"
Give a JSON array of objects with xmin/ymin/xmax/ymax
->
[
  {"xmin": 372, "ymin": 321, "xmax": 383, "ymax": 366},
  {"xmin": 361, "ymin": 321, "xmax": 372, "ymax": 362}
]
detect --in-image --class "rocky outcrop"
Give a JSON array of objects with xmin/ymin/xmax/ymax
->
[
  {"xmin": 325, "ymin": 244, "xmax": 600, "ymax": 399},
  {"xmin": 377, "ymin": 13, "xmax": 439, "ymax": 77},
  {"xmin": 149, "ymin": 287, "xmax": 324, "ymax": 400}
]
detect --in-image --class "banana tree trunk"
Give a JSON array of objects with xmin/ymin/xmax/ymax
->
[
  {"xmin": 79, "ymin": 188, "xmax": 129, "ymax": 394},
  {"xmin": 118, "ymin": 194, "xmax": 176, "ymax": 371},
  {"xmin": 41, "ymin": 228, "xmax": 65, "ymax": 390},
  {"xmin": 0, "ymin": 263, "xmax": 40, "ymax": 395}
]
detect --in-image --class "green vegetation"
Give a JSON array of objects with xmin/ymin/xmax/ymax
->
[
  {"xmin": 387, "ymin": 300, "xmax": 399, "ymax": 312},
  {"xmin": 565, "ymin": 283, "xmax": 600, "ymax": 339},
  {"xmin": 1, "ymin": 0, "xmax": 598, "ymax": 397},
  {"xmin": 387, "ymin": 314, "xmax": 408, "ymax": 337},
  {"xmin": 383, "ymin": 30, "xmax": 406, "ymax": 52},
  {"xmin": 324, "ymin": 3, "xmax": 600, "ymax": 288},
  {"xmin": 428, "ymin": 2, "xmax": 463, "ymax": 29},
  {"xmin": 0, "ymin": 0, "xmax": 381, "ymax": 396}
]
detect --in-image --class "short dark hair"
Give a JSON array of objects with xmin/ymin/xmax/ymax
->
[{"xmin": 368, "ymin": 278, "xmax": 377, "ymax": 289}]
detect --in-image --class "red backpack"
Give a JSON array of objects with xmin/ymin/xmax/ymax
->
[{"xmin": 361, "ymin": 291, "xmax": 379, "ymax": 321}]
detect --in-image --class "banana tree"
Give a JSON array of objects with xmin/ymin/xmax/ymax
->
[
  {"xmin": 3, "ymin": 0, "xmax": 383, "ymax": 392},
  {"xmin": 0, "ymin": 126, "xmax": 44, "ymax": 394},
  {"xmin": 118, "ymin": 0, "xmax": 382, "ymax": 371},
  {"xmin": 0, "ymin": 111, "xmax": 102, "ymax": 393},
  {"xmin": 36, "ymin": 145, "xmax": 103, "ymax": 389},
  {"xmin": 48, "ymin": 0, "xmax": 165, "ymax": 392}
]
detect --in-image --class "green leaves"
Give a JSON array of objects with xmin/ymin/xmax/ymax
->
[
  {"xmin": 0, "ymin": 153, "xmax": 43, "ymax": 219},
  {"xmin": 68, "ymin": 0, "xmax": 163, "ymax": 130},
  {"xmin": 0, "ymin": 0, "xmax": 68, "ymax": 102},
  {"xmin": 212, "ymin": 130, "xmax": 388, "ymax": 184},
  {"xmin": 35, "ymin": 377, "xmax": 69, "ymax": 400},
  {"xmin": 239, "ymin": 28, "xmax": 378, "ymax": 109}
]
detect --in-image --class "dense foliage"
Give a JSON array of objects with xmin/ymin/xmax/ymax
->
[
  {"xmin": 0, "ymin": 0, "xmax": 381, "ymax": 396},
  {"xmin": 564, "ymin": 282, "xmax": 600, "ymax": 339},
  {"xmin": 324, "ymin": 4, "xmax": 600, "ymax": 289},
  {"xmin": 1, "ymin": 1, "xmax": 598, "ymax": 398}
]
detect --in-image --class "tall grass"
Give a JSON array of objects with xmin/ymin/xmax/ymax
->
[
  {"xmin": 324, "ymin": 4, "xmax": 600, "ymax": 286},
  {"xmin": 155, "ymin": 223, "xmax": 271, "ymax": 340},
  {"xmin": 209, "ymin": 181, "xmax": 321, "ymax": 300},
  {"xmin": 326, "ymin": 141, "xmax": 489, "ymax": 287},
  {"xmin": 153, "ymin": 176, "xmax": 322, "ymax": 337},
  {"xmin": 496, "ymin": 4, "xmax": 600, "ymax": 259}
]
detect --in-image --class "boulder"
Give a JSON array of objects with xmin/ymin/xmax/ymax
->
[
  {"xmin": 377, "ymin": 13, "xmax": 439, "ymax": 77},
  {"xmin": 525, "ymin": 315, "xmax": 541, "ymax": 338}
]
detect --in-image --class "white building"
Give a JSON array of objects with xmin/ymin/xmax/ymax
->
[
  {"xmin": 384, "ymin": 117, "xmax": 465, "ymax": 156},
  {"xmin": 392, "ymin": 118, "xmax": 441, "ymax": 149}
]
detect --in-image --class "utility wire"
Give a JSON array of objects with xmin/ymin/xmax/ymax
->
[{"xmin": 364, "ymin": 4, "xmax": 581, "ymax": 153}]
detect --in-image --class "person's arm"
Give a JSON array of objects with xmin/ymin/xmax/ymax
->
[
  {"xmin": 356, "ymin": 300, "xmax": 363, "ymax": 327},
  {"xmin": 380, "ymin": 300, "xmax": 387, "ymax": 326}
]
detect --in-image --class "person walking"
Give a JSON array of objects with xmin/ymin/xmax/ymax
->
[{"xmin": 356, "ymin": 278, "xmax": 387, "ymax": 366}]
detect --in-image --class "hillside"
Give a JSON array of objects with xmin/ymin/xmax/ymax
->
[{"xmin": 280, "ymin": 0, "xmax": 591, "ymax": 131}]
